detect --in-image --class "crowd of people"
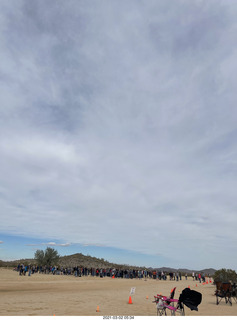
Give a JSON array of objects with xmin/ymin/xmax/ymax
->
[{"xmin": 15, "ymin": 264, "xmax": 209, "ymax": 282}]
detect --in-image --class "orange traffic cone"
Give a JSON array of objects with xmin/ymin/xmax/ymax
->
[
  {"xmin": 96, "ymin": 306, "xmax": 100, "ymax": 312},
  {"xmin": 146, "ymin": 296, "xmax": 148, "ymax": 299},
  {"xmin": 128, "ymin": 296, "xmax": 133, "ymax": 304}
]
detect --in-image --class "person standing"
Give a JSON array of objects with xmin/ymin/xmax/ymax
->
[{"xmin": 198, "ymin": 273, "xmax": 201, "ymax": 283}]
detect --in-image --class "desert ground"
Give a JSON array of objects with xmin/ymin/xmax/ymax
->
[{"xmin": 0, "ymin": 268, "xmax": 236, "ymax": 316}]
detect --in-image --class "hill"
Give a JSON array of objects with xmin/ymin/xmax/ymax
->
[
  {"xmin": 58, "ymin": 253, "xmax": 141, "ymax": 269},
  {"xmin": 0, "ymin": 253, "xmax": 143, "ymax": 270}
]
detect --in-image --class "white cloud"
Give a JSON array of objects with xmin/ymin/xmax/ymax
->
[
  {"xmin": 0, "ymin": 0, "xmax": 237, "ymax": 269},
  {"xmin": 26, "ymin": 242, "xmax": 71, "ymax": 247},
  {"xmin": 82, "ymin": 243, "xmax": 105, "ymax": 248}
]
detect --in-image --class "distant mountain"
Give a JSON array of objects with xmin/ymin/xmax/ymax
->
[
  {"xmin": 0, "ymin": 254, "xmax": 217, "ymax": 275},
  {"xmin": 200, "ymin": 268, "xmax": 217, "ymax": 276},
  {"xmin": 148, "ymin": 267, "xmax": 217, "ymax": 276}
]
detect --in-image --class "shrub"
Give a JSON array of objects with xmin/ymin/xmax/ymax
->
[{"xmin": 213, "ymin": 268, "xmax": 237, "ymax": 283}]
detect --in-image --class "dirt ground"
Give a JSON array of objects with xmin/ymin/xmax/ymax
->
[{"xmin": 0, "ymin": 268, "xmax": 236, "ymax": 316}]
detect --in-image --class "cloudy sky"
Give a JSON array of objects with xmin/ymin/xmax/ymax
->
[{"xmin": 0, "ymin": 0, "xmax": 237, "ymax": 270}]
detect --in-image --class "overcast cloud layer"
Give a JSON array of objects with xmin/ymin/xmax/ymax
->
[{"xmin": 1, "ymin": 0, "xmax": 237, "ymax": 269}]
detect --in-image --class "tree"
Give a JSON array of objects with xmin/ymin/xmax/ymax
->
[
  {"xmin": 34, "ymin": 247, "xmax": 60, "ymax": 266},
  {"xmin": 213, "ymin": 268, "xmax": 237, "ymax": 283},
  {"xmin": 34, "ymin": 249, "xmax": 45, "ymax": 265}
]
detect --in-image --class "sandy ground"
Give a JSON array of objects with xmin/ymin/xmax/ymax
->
[{"xmin": 0, "ymin": 268, "xmax": 236, "ymax": 316}]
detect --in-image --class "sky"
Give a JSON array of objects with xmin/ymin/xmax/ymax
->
[{"xmin": 0, "ymin": 0, "xmax": 237, "ymax": 271}]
